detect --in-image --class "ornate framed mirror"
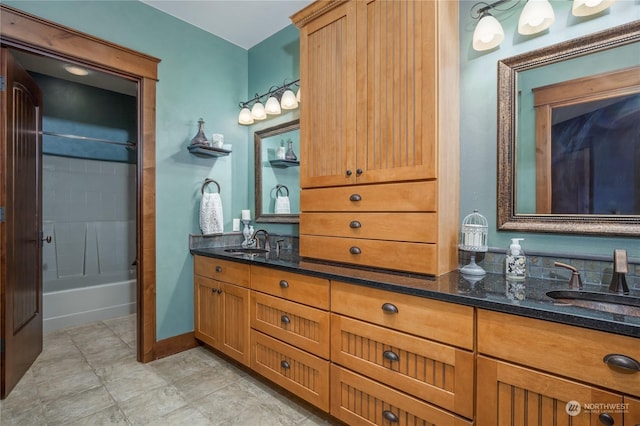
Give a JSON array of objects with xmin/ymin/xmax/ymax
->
[{"xmin": 497, "ymin": 21, "xmax": 640, "ymax": 237}]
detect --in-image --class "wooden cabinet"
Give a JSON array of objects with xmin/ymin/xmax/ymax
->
[
  {"xmin": 249, "ymin": 266, "xmax": 331, "ymax": 411},
  {"xmin": 293, "ymin": 0, "xmax": 460, "ymax": 276},
  {"xmin": 330, "ymin": 281, "xmax": 474, "ymax": 422},
  {"xmin": 477, "ymin": 309, "xmax": 640, "ymax": 425},
  {"xmin": 194, "ymin": 256, "xmax": 250, "ymax": 366}
]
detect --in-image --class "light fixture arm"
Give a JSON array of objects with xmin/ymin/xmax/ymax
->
[{"xmin": 239, "ymin": 79, "xmax": 299, "ymax": 110}]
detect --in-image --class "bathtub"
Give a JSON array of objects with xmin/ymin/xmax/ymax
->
[{"xmin": 43, "ymin": 277, "xmax": 136, "ymax": 333}]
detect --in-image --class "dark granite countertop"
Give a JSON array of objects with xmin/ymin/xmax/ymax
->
[{"xmin": 191, "ymin": 246, "xmax": 640, "ymax": 339}]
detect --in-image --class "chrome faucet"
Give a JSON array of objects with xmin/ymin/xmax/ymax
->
[{"xmin": 251, "ymin": 229, "xmax": 270, "ymax": 252}]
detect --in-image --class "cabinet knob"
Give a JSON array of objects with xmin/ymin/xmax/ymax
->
[
  {"xmin": 215, "ymin": 266, "xmax": 222, "ymax": 273},
  {"xmin": 211, "ymin": 288, "xmax": 216, "ymax": 294},
  {"xmin": 356, "ymin": 168, "xmax": 363, "ymax": 175},
  {"xmin": 382, "ymin": 410, "xmax": 399, "ymax": 423},
  {"xmin": 383, "ymin": 350, "xmax": 399, "ymax": 362},
  {"xmin": 349, "ymin": 247, "xmax": 361, "ymax": 255},
  {"xmin": 349, "ymin": 221, "xmax": 362, "ymax": 229},
  {"xmin": 349, "ymin": 194, "xmax": 362, "ymax": 202},
  {"xmin": 598, "ymin": 413, "xmax": 615, "ymax": 425},
  {"xmin": 346, "ymin": 169, "xmax": 353, "ymax": 176},
  {"xmin": 279, "ymin": 280, "xmax": 289, "ymax": 288},
  {"xmin": 280, "ymin": 360, "xmax": 290, "ymax": 370},
  {"xmin": 603, "ymin": 354, "xmax": 640, "ymax": 373},
  {"xmin": 217, "ymin": 289, "xmax": 222, "ymax": 295},
  {"xmin": 281, "ymin": 315, "xmax": 291, "ymax": 325},
  {"xmin": 381, "ymin": 303, "xmax": 399, "ymax": 314}
]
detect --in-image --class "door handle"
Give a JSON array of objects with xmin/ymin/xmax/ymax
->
[{"xmin": 41, "ymin": 235, "xmax": 52, "ymax": 244}]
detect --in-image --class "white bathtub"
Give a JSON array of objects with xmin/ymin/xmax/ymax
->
[{"xmin": 43, "ymin": 278, "xmax": 136, "ymax": 333}]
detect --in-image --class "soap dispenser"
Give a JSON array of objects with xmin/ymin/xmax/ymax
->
[{"xmin": 505, "ymin": 238, "xmax": 526, "ymax": 281}]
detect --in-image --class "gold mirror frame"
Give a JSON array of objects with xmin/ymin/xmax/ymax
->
[
  {"xmin": 254, "ymin": 119, "xmax": 300, "ymax": 224},
  {"xmin": 497, "ymin": 21, "xmax": 640, "ymax": 237}
]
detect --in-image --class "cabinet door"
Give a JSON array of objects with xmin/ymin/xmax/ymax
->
[
  {"xmin": 625, "ymin": 395, "xmax": 640, "ymax": 425},
  {"xmin": 218, "ymin": 282, "xmax": 250, "ymax": 366},
  {"xmin": 354, "ymin": 0, "xmax": 437, "ymax": 184},
  {"xmin": 299, "ymin": 1, "xmax": 357, "ymax": 188},
  {"xmin": 194, "ymin": 275, "xmax": 220, "ymax": 348},
  {"xmin": 477, "ymin": 356, "xmax": 624, "ymax": 425}
]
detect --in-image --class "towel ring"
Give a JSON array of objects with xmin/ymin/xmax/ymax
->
[
  {"xmin": 201, "ymin": 178, "xmax": 221, "ymax": 195},
  {"xmin": 275, "ymin": 184, "xmax": 289, "ymax": 197}
]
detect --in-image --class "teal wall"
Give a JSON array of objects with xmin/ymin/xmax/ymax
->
[
  {"xmin": 247, "ymin": 25, "xmax": 301, "ymax": 235},
  {"xmin": 459, "ymin": 0, "xmax": 639, "ymax": 258},
  {"xmin": 5, "ymin": 0, "xmax": 250, "ymax": 339}
]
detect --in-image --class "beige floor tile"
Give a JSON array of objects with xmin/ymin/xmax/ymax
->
[
  {"xmin": 36, "ymin": 368, "xmax": 103, "ymax": 403},
  {"xmin": 118, "ymin": 385, "xmax": 188, "ymax": 425},
  {"xmin": 173, "ymin": 363, "xmax": 245, "ymax": 401},
  {"xmin": 157, "ymin": 404, "xmax": 212, "ymax": 426},
  {"xmin": 65, "ymin": 404, "xmax": 130, "ymax": 426},
  {"xmin": 31, "ymin": 352, "xmax": 93, "ymax": 384},
  {"xmin": 150, "ymin": 348, "xmax": 225, "ymax": 383},
  {"xmin": 44, "ymin": 385, "xmax": 115, "ymax": 425},
  {"xmin": 101, "ymin": 363, "xmax": 169, "ymax": 403},
  {"xmin": 0, "ymin": 404, "xmax": 48, "ymax": 426}
]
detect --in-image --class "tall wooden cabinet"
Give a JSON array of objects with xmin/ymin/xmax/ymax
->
[{"xmin": 293, "ymin": 0, "xmax": 460, "ymax": 276}]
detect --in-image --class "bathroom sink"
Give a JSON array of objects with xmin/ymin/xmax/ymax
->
[
  {"xmin": 546, "ymin": 290, "xmax": 640, "ymax": 317},
  {"xmin": 224, "ymin": 247, "xmax": 269, "ymax": 254}
]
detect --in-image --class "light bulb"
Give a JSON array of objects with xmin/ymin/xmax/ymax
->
[
  {"xmin": 472, "ymin": 13, "xmax": 504, "ymax": 51},
  {"xmin": 572, "ymin": 0, "xmax": 615, "ymax": 16},
  {"xmin": 518, "ymin": 0, "xmax": 554, "ymax": 35},
  {"xmin": 265, "ymin": 96, "xmax": 281, "ymax": 115},
  {"xmin": 251, "ymin": 101, "xmax": 266, "ymax": 120},
  {"xmin": 280, "ymin": 89, "xmax": 298, "ymax": 110},
  {"xmin": 238, "ymin": 107, "xmax": 253, "ymax": 125}
]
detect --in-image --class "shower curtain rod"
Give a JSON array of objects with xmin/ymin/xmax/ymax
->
[{"xmin": 41, "ymin": 131, "xmax": 136, "ymax": 148}]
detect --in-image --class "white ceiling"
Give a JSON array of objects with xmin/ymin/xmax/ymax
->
[{"xmin": 140, "ymin": 0, "xmax": 314, "ymax": 50}]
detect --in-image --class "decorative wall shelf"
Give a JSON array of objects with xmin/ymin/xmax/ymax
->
[
  {"xmin": 188, "ymin": 144, "xmax": 231, "ymax": 158},
  {"xmin": 269, "ymin": 159, "xmax": 299, "ymax": 168}
]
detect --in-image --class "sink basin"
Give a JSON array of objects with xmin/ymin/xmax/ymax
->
[
  {"xmin": 546, "ymin": 290, "xmax": 640, "ymax": 317},
  {"xmin": 224, "ymin": 247, "xmax": 268, "ymax": 254}
]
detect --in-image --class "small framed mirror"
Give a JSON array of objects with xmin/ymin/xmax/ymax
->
[{"xmin": 254, "ymin": 119, "xmax": 300, "ymax": 223}]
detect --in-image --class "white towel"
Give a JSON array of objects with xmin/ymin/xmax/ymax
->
[
  {"xmin": 200, "ymin": 192, "xmax": 224, "ymax": 234},
  {"xmin": 275, "ymin": 195, "xmax": 290, "ymax": 214}
]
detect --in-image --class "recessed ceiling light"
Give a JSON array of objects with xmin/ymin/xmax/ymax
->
[{"xmin": 64, "ymin": 64, "xmax": 89, "ymax": 76}]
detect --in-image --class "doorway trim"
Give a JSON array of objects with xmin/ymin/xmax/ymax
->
[{"xmin": 1, "ymin": 5, "xmax": 159, "ymax": 362}]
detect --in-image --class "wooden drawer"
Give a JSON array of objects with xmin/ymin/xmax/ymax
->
[
  {"xmin": 251, "ymin": 291, "xmax": 330, "ymax": 359},
  {"xmin": 331, "ymin": 314, "xmax": 474, "ymax": 418},
  {"xmin": 301, "ymin": 181, "xmax": 436, "ymax": 212},
  {"xmin": 250, "ymin": 266, "xmax": 330, "ymax": 310},
  {"xmin": 331, "ymin": 281, "xmax": 474, "ymax": 350},
  {"xmin": 251, "ymin": 330, "xmax": 329, "ymax": 411},
  {"xmin": 478, "ymin": 310, "xmax": 640, "ymax": 397},
  {"xmin": 300, "ymin": 235, "xmax": 437, "ymax": 275},
  {"xmin": 194, "ymin": 256, "xmax": 250, "ymax": 287},
  {"xmin": 330, "ymin": 365, "xmax": 471, "ymax": 426},
  {"xmin": 300, "ymin": 212, "xmax": 437, "ymax": 243}
]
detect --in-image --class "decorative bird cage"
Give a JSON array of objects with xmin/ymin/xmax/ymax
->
[{"xmin": 458, "ymin": 209, "xmax": 488, "ymax": 276}]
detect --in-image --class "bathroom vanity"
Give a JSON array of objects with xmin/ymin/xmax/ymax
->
[{"xmin": 191, "ymin": 247, "xmax": 640, "ymax": 424}]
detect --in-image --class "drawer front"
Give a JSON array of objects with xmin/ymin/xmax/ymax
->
[
  {"xmin": 300, "ymin": 235, "xmax": 437, "ymax": 275},
  {"xmin": 331, "ymin": 314, "xmax": 473, "ymax": 418},
  {"xmin": 251, "ymin": 330, "xmax": 329, "ymax": 411},
  {"xmin": 251, "ymin": 291, "xmax": 330, "ymax": 359},
  {"xmin": 300, "ymin": 212, "xmax": 437, "ymax": 243},
  {"xmin": 331, "ymin": 281, "xmax": 474, "ymax": 349},
  {"xmin": 478, "ymin": 309, "xmax": 640, "ymax": 397},
  {"xmin": 330, "ymin": 365, "xmax": 471, "ymax": 426},
  {"xmin": 301, "ymin": 181, "xmax": 436, "ymax": 212},
  {"xmin": 625, "ymin": 395, "xmax": 640, "ymax": 424},
  {"xmin": 194, "ymin": 256, "xmax": 250, "ymax": 287},
  {"xmin": 250, "ymin": 265, "xmax": 330, "ymax": 309}
]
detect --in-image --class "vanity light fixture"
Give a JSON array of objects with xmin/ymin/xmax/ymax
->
[
  {"xmin": 237, "ymin": 79, "xmax": 300, "ymax": 125},
  {"xmin": 518, "ymin": 0, "xmax": 555, "ymax": 35},
  {"xmin": 572, "ymin": 0, "xmax": 615, "ymax": 16},
  {"xmin": 473, "ymin": 10, "xmax": 506, "ymax": 51},
  {"xmin": 64, "ymin": 64, "xmax": 89, "ymax": 76}
]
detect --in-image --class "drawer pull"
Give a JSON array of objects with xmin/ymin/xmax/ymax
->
[
  {"xmin": 281, "ymin": 315, "xmax": 291, "ymax": 325},
  {"xmin": 280, "ymin": 360, "xmax": 290, "ymax": 370},
  {"xmin": 383, "ymin": 350, "xmax": 399, "ymax": 362},
  {"xmin": 346, "ymin": 169, "xmax": 353, "ymax": 176},
  {"xmin": 382, "ymin": 410, "xmax": 398, "ymax": 423},
  {"xmin": 279, "ymin": 279, "xmax": 289, "ymax": 288},
  {"xmin": 356, "ymin": 168, "xmax": 363, "ymax": 175},
  {"xmin": 598, "ymin": 413, "xmax": 615, "ymax": 426},
  {"xmin": 217, "ymin": 289, "xmax": 222, "ymax": 295},
  {"xmin": 349, "ymin": 247, "xmax": 361, "ymax": 255},
  {"xmin": 381, "ymin": 303, "xmax": 399, "ymax": 314},
  {"xmin": 603, "ymin": 354, "xmax": 640, "ymax": 373},
  {"xmin": 349, "ymin": 221, "xmax": 362, "ymax": 229},
  {"xmin": 211, "ymin": 288, "xmax": 216, "ymax": 294},
  {"xmin": 349, "ymin": 194, "xmax": 362, "ymax": 202},
  {"xmin": 215, "ymin": 266, "xmax": 222, "ymax": 273}
]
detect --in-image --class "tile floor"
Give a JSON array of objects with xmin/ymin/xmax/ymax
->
[{"xmin": 0, "ymin": 315, "xmax": 339, "ymax": 425}]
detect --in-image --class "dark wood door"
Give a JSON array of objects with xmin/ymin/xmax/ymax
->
[{"xmin": 0, "ymin": 48, "xmax": 43, "ymax": 399}]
